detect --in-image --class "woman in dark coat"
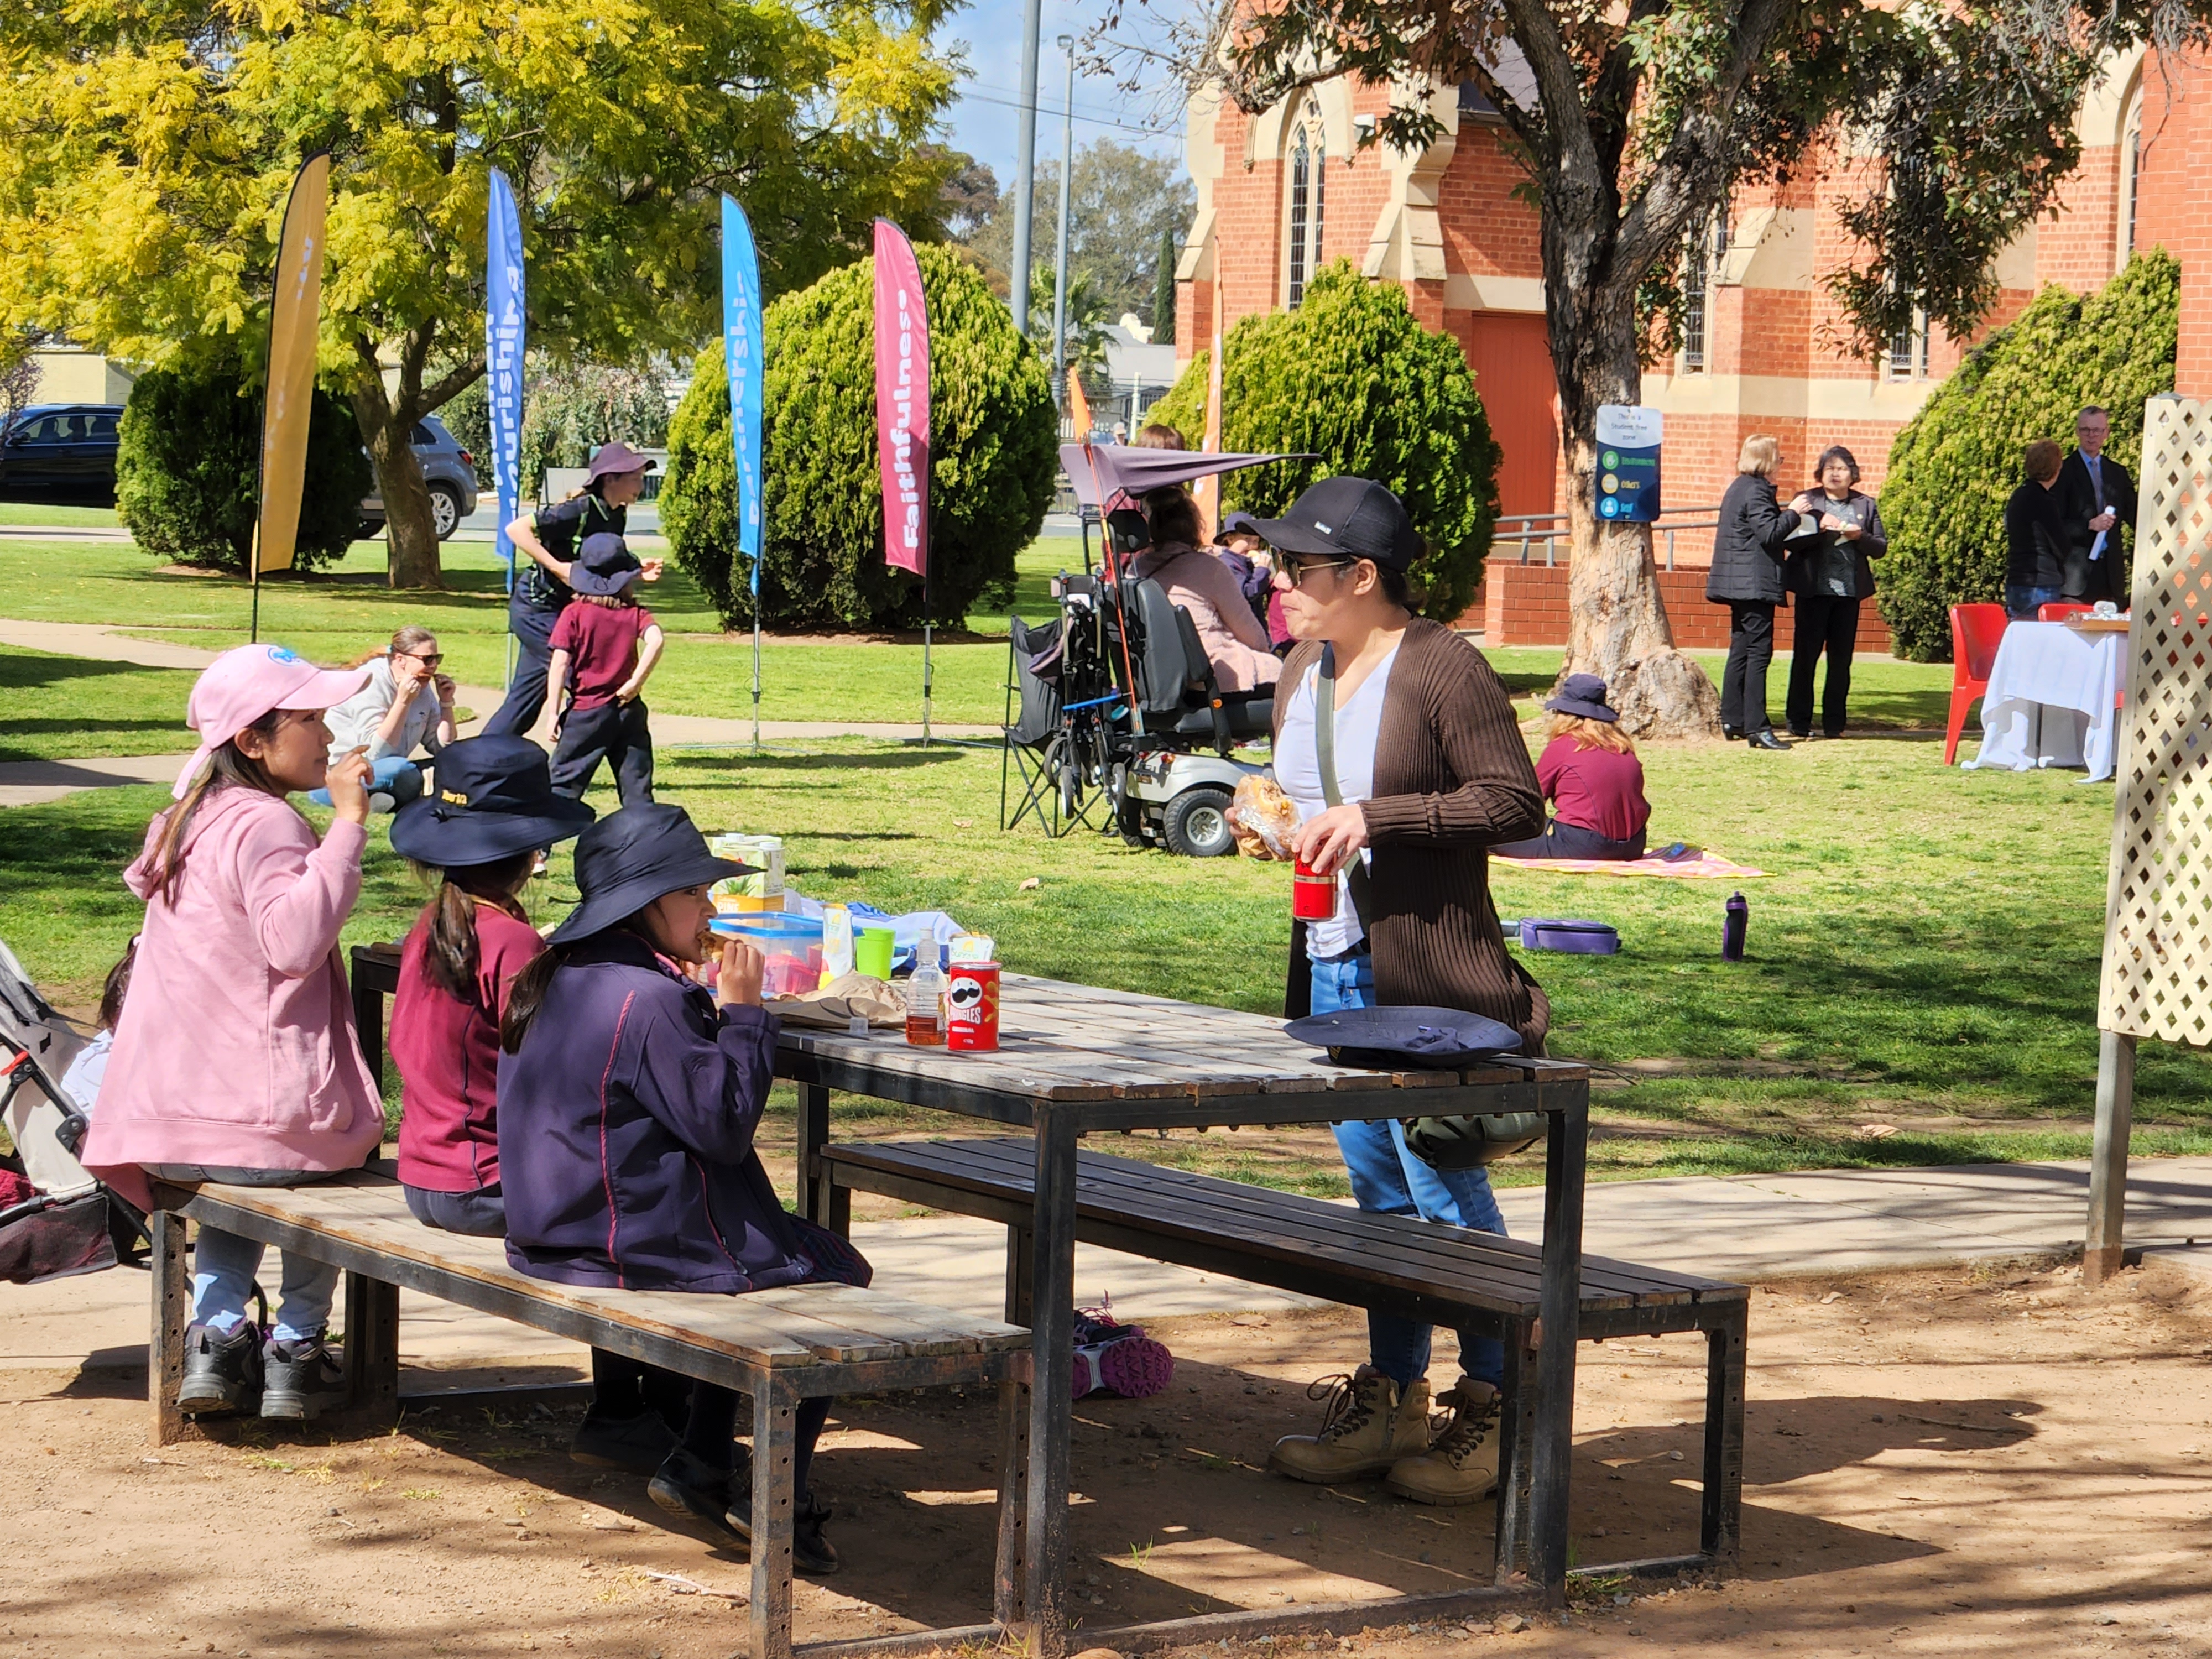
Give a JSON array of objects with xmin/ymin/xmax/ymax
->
[
  {"xmin": 2004, "ymin": 440, "xmax": 2072, "ymax": 619},
  {"xmin": 1705, "ymin": 434, "xmax": 1804, "ymax": 749},
  {"xmin": 1782, "ymin": 445, "xmax": 1888, "ymax": 739},
  {"xmin": 498, "ymin": 803, "xmax": 863, "ymax": 1575}
]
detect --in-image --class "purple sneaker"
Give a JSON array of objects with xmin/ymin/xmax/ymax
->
[{"xmin": 1072, "ymin": 1306, "xmax": 1175, "ymax": 1399}]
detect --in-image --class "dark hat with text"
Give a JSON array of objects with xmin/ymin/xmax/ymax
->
[
  {"xmin": 1250, "ymin": 477, "xmax": 1420, "ymax": 571},
  {"xmin": 389, "ymin": 735, "xmax": 596, "ymax": 867}
]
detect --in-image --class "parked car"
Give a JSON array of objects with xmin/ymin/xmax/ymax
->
[
  {"xmin": 358, "ymin": 416, "xmax": 480, "ymax": 541},
  {"xmin": 0, "ymin": 404, "xmax": 124, "ymax": 506}
]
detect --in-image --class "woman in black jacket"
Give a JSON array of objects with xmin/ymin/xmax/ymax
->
[
  {"xmin": 1782, "ymin": 445, "xmax": 1888, "ymax": 739},
  {"xmin": 1705, "ymin": 435, "xmax": 1803, "ymax": 749},
  {"xmin": 2005, "ymin": 441, "xmax": 2071, "ymax": 619}
]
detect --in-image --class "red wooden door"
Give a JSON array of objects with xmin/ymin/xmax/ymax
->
[{"xmin": 1462, "ymin": 314, "xmax": 1558, "ymax": 517}]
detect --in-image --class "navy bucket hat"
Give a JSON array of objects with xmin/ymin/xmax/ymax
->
[{"xmin": 389, "ymin": 735, "xmax": 596, "ymax": 868}]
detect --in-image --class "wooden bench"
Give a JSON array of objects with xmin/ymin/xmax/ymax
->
[
  {"xmin": 146, "ymin": 1170, "xmax": 1031, "ymax": 1659},
  {"xmin": 820, "ymin": 1136, "xmax": 1747, "ymax": 1582}
]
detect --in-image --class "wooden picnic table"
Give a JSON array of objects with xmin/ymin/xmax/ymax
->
[{"xmin": 352, "ymin": 952, "xmax": 1594, "ymax": 1652}]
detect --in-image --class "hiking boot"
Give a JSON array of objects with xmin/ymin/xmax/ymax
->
[
  {"xmin": 648, "ymin": 1447, "xmax": 747, "ymax": 1547},
  {"xmin": 177, "ymin": 1320, "xmax": 263, "ymax": 1415},
  {"xmin": 727, "ymin": 1488, "xmax": 841, "ymax": 1577},
  {"xmin": 1267, "ymin": 1366, "xmax": 1431, "ymax": 1483},
  {"xmin": 1386, "ymin": 1378, "xmax": 1503, "ymax": 1506},
  {"xmin": 261, "ymin": 1333, "xmax": 348, "ymax": 1421},
  {"xmin": 571, "ymin": 1405, "xmax": 680, "ymax": 1475}
]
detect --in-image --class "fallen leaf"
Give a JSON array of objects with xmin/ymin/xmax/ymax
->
[
  {"xmin": 953, "ymin": 818, "xmax": 974, "ymax": 828},
  {"xmin": 1018, "ymin": 877, "xmax": 1041, "ymax": 891}
]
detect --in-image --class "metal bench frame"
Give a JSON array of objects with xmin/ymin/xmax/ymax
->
[
  {"xmin": 820, "ymin": 1136, "xmax": 1748, "ymax": 1588},
  {"xmin": 147, "ymin": 1175, "xmax": 1029, "ymax": 1659}
]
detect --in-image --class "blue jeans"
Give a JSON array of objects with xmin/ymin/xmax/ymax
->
[
  {"xmin": 2005, "ymin": 583, "xmax": 2062, "ymax": 622},
  {"xmin": 309, "ymin": 754, "xmax": 421, "ymax": 810},
  {"xmin": 1311, "ymin": 953, "xmax": 1507, "ymax": 1392},
  {"xmin": 145, "ymin": 1166, "xmax": 342, "ymax": 1343}
]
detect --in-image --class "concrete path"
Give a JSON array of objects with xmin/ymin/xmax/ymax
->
[
  {"xmin": 0, "ymin": 618, "xmax": 999, "ymax": 805},
  {"xmin": 9, "ymin": 1154, "xmax": 2208, "ymax": 1382}
]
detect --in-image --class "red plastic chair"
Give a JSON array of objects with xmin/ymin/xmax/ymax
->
[
  {"xmin": 2037, "ymin": 601, "xmax": 2093, "ymax": 622},
  {"xmin": 1944, "ymin": 603, "xmax": 2010, "ymax": 765}
]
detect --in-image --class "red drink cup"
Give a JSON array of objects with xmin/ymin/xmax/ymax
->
[{"xmin": 1292, "ymin": 857, "xmax": 1337, "ymax": 921}]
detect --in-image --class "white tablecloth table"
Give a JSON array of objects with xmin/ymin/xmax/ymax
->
[{"xmin": 1964, "ymin": 620, "xmax": 2125, "ymax": 782}]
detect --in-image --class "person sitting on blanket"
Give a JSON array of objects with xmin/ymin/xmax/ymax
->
[
  {"xmin": 497, "ymin": 802, "xmax": 867, "ymax": 1577},
  {"xmin": 1494, "ymin": 674, "xmax": 1650, "ymax": 862}
]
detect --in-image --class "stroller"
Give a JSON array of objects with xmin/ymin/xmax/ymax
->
[
  {"xmin": 1001, "ymin": 443, "xmax": 1295, "ymax": 856},
  {"xmin": 0, "ymin": 939, "xmax": 148, "ymax": 1282}
]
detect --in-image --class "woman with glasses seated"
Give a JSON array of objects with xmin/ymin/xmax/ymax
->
[{"xmin": 315, "ymin": 625, "xmax": 457, "ymax": 812}]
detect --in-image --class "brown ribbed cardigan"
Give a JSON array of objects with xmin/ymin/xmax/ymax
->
[{"xmin": 1274, "ymin": 618, "xmax": 1551, "ymax": 1052}]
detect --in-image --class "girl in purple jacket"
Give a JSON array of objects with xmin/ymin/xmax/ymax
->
[{"xmin": 498, "ymin": 804, "xmax": 866, "ymax": 1575}]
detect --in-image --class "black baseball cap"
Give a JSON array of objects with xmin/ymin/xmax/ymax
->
[{"xmin": 1250, "ymin": 477, "xmax": 1420, "ymax": 571}]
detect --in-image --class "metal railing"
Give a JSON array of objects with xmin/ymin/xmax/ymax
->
[{"xmin": 1499, "ymin": 505, "xmax": 1724, "ymax": 572}]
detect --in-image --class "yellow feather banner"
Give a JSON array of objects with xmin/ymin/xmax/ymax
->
[{"xmin": 255, "ymin": 153, "xmax": 330, "ymax": 578}]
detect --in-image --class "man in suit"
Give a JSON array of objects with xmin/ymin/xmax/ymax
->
[{"xmin": 2057, "ymin": 405, "xmax": 2137, "ymax": 604}]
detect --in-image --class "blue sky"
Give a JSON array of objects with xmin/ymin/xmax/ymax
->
[{"xmin": 938, "ymin": 0, "xmax": 1186, "ymax": 184}]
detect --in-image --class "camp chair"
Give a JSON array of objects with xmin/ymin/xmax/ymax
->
[
  {"xmin": 1943, "ymin": 603, "xmax": 2010, "ymax": 766},
  {"xmin": 1000, "ymin": 613, "xmax": 1099, "ymax": 838}
]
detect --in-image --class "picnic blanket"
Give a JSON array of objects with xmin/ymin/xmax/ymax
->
[{"xmin": 1492, "ymin": 849, "xmax": 1769, "ymax": 879}]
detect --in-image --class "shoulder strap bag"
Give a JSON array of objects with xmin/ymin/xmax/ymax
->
[{"xmin": 1313, "ymin": 646, "xmax": 1542, "ymax": 1171}]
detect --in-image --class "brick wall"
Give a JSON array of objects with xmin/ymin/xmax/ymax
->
[{"xmin": 1470, "ymin": 560, "xmax": 1896, "ymax": 654}]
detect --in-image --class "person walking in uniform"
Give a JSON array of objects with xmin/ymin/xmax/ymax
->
[
  {"xmin": 484, "ymin": 441, "xmax": 660, "ymax": 739},
  {"xmin": 547, "ymin": 535, "xmax": 664, "ymax": 806}
]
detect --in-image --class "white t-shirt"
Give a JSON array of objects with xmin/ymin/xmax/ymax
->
[
  {"xmin": 324, "ymin": 658, "xmax": 444, "ymax": 764},
  {"xmin": 1272, "ymin": 647, "xmax": 1399, "ymax": 959}
]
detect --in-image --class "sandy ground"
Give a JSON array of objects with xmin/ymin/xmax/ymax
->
[{"xmin": 4, "ymin": 1255, "xmax": 2210, "ymax": 1658}]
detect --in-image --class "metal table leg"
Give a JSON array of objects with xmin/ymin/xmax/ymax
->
[
  {"xmin": 1531, "ymin": 1094, "xmax": 1588, "ymax": 1603},
  {"xmin": 1025, "ymin": 1109, "xmax": 1078, "ymax": 1657},
  {"xmin": 797, "ymin": 1081, "xmax": 834, "ymax": 1228}
]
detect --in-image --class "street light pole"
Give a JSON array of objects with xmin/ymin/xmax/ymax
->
[
  {"xmin": 1008, "ymin": 0, "xmax": 1044, "ymax": 337},
  {"xmin": 1052, "ymin": 35, "xmax": 1075, "ymax": 412}
]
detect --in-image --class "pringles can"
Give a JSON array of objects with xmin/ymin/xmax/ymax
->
[
  {"xmin": 946, "ymin": 961, "xmax": 1001, "ymax": 1052},
  {"xmin": 1292, "ymin": 857, "xmax": 1337, "ymax": 921}
]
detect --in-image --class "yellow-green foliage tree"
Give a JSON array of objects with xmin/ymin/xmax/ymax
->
[{"xmin": 0, "ymin": 0, "xmax": 959, "ymax": 588}]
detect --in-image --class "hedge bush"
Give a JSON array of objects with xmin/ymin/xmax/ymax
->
[
  {"xmin": 1878, "ymin": 251, "xmax": 2179, "ymax": 660},
  {"xmin": 1146, "ymin": 262, "xmax": 1500, "ymax": 622},
  {"xmin": 115, "ymin": 355, "xmax": 371, "ymax": 573},
  {"xmin": 662, "ymin": 244, "xmax": 1056, "ymax": 629}
]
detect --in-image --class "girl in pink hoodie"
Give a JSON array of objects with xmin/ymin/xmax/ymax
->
[{"xmin": 82, "ymin": 643, "xmax": 382, "ymax": 1422}]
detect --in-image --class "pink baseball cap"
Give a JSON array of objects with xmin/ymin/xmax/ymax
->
[{"xmin": 173, "ymin": 643, "xmax": 369, "ymax": 799}]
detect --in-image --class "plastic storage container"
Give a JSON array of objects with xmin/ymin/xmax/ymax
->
[{"xmin": 709, "ymin": 914, "xmax": 826, "ymax": 998}]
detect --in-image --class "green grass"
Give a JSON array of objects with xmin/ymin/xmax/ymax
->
[
  {"xmin": 8, "ymin": 722, "xmax": 2209, "ymax": 1192},
  {"xmin": 0, "ymin": 503, "xmax": 121, "ymax": 528},
  {"xmin": 0, "ymin": 645, "xmax": 202, "ymax": 760},
  {"xmin": 0, "ymin": 531, "xmax": 1086, "ymax": 727}
]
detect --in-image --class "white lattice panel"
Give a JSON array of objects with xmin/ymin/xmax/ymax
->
[{"xmin": 2101, "ymin": 397, "xmax": 2212, "ymax": 1042}]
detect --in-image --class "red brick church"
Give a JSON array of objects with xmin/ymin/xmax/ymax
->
[{"xmin": 1171, "ymin": 46, "xmax": 2194, "ymax": 644}]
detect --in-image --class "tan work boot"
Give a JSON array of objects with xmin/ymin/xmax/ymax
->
[
  {"xmin": 1268, "ymin": 1366, "xmax": 1432, "ymax": 1483},
  {"xmin": 1386, "ymin": 1378, "xmax": 1502, "ymax": 1505}
]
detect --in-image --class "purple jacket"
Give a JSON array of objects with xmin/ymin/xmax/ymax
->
[{"xmin": 497, "ymin": 930, "xmax": 811, "ymax": 1293}]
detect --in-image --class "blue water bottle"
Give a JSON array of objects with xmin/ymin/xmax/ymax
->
[{"xmin": 1722, "ymin": 892, "xmax": 1749, "ymax": 962}]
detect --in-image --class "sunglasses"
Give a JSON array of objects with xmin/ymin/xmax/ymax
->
[
  {"xmin": 1276, "ymin": 556, "xmax": 1358, "ymax": 589},
  {"xmin": 397, "ymin": 650, "xmax": 445, "ymax": 668}
]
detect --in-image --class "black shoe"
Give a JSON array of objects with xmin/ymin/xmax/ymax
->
[
  {"xmin": 1746, "ymin": 731, "xmax": 1792, "ymax": 751},
  {"xmin": 727, "ymin": 1488, "xmax": 841, "ymax": 1577},
  {"xmin": 648, "ymin": 1447, "xmax": 748, "ymax": 1547},
  {"xmin": 571, "ymin": 1406, "xmax": 680, "ymax": 1475},
  {"xmin": 178, "ymin": 1321, "xmax": 263, "ymax": 1415},
  {"xmin": 1786, "ymin": 728, "xmax": 1812, "ymax": 740},
  {"xmin": 261, "ymin": 1333, "xmax": 348, "ymax": 1420},
  {"xmin": 1721, "ymin": 724, "xmax": 1743, "ymax": 741},
  {"xmin": 1823, "ymin": 729, "xmax": 1846, "ymax": 741}
]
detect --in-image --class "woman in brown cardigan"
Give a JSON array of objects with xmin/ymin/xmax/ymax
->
[{"xmin": 1253, "ymin": 476, "xmax": 1548, "ymax": 1510}]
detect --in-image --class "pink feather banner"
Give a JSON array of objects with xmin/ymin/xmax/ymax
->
[{"xmin": 873, "ymin": 220, "xmax": 930, "ymax": 577}]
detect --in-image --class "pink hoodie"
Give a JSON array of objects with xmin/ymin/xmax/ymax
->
[{"xmin": 81, "ymin": 786, "xmax": 383, "ymax": 1211}]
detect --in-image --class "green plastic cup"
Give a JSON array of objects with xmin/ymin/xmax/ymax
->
[{"xmin": 854, "ymin": 927, "xmax": 895, "ymax": 980}]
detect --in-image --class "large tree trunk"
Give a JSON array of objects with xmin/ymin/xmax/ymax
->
[
  {"xmin": 351, "ymin": 384, "xmax": 444, "ymax": 590},
  {"xmin": 1548, "ymin": 268, "xmax": 1720, "ymax": 739}
]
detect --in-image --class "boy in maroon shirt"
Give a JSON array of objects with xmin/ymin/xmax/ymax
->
[{"xmin": 548, "ymin": 533, "xmax": 664, "ymax": 805}]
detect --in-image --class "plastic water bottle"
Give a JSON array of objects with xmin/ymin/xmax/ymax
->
[
  {"xmin": 1722, "ymin": 892, "xmax": 1749, "ymax": 962},
  {"xmin": 905, "ymin": 943, "xmax": 947, "ymax": 1046}
]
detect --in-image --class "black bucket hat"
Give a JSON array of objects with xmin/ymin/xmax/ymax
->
[
  {"xmin": 1544, "ymin": 672, "xmax": 1618, "ymax": 723},
  {"xmin": 389, "ymin": 735, "xmax": 596, "ymax": 867},
  {"xmin": 1251, "ymin": 477, "xmax": 1420, "ymax": 572},
  {"xmin": 1215, "ymin": 510, "xmax": 1264, "ymax": 545},
  {"xmin": 547, "ymin": 804, "xmax": 753, "ymax": 946},
  {"xmin": 571, "ymin": 531, "xmax": 641, "ymax": 596},
  {"xmin": 1285, "ymin": 1004, "xmax": 1524, "ymax": 1068}
]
